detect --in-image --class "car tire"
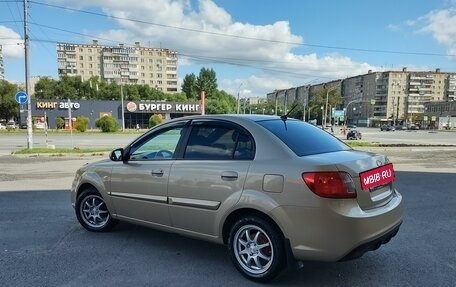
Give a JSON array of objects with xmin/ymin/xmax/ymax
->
[
  {"xmin": 75, "ymin": 187, "xmax": 118, "ymax": 232},
  {"xmin": 228, "ymin": 216, "xmax": 285, "ymax": 282}
]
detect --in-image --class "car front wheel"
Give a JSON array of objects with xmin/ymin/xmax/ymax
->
[
  {"xmin": 75, "ymin": 188, "xmax": 117, "ymax": 232},
  {"xmin": 228, "ymin": 216, "xmax": 285, "ymax": 282}
]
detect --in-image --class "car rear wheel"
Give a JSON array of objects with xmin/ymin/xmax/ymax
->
[
  {"xmin": 228, "ymin": 216, "xmax": 285, "ymax": 282},
  {"xmin": 75, "ymin": 188, "xmax": 117, "ymax": 232}
]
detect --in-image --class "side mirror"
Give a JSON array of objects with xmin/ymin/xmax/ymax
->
[{"xmin": 110, "ymin": 148, "xmax": 124, "ymax": 162}]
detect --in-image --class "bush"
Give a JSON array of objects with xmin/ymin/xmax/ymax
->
[
  {"xmin": 75, "ymin": 116, "xmax": 90, "ymax": 132},
  {"xmin": 95, "ymin": 115, "xmax": 119, "ymax": 132},
  {"xmin": 149, "ymin": 114, "xmax": 163, "ymax": 128},
  {"xmin": 55, "ymin": 118, "xmax": 65, "ymax": 129}
]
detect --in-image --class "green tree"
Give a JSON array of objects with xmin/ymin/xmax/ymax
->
[
  {"xmin": 0, "ymin": 80, "xmax": 19, "ymax": 122},
  {"xmin": 75, "ymin": 116, "xmax": 90, "ymax": 132},
  {"xmin": 124, "ymin": 84, "xmax": 140, "ymax": 101},
  {"xmin": 181, "ymin": 73, "xmax": 198, "ymax": 99},
  {"xmin": 55, "ymin": 75, "xmax": 79, "ymax": 99},
  {"xmin": 308, "ymin": 87, "xmax": 343, "ymax": 122},
  {"xmin": 55, "ymin": 117, "xmax": 65, "ymax": 129},
  {"xmin": 165, "ymin": 92, "xmax": 187, "ymax": 102},
  {"xmin": 149, "ymin": 114, "xmax": 163, "ymax": 128},
  {"xmin": 205, "ymin": 90, "xmax": 236, "ymax": 114},
  {"xmin": 95, "ymin": 115, "xmax": 119, "ymax": 132},
  {"xmin": 34, "ymin": 77, "xmax": 57, "ymax": 99},
  {"xmin": 196, "ymin": 68, "xmax": 217, "ymax": 98}
]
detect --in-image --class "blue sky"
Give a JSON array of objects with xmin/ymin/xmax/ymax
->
[{"xmin": 1, "ymin": 0, "xmax": 455, "ymax": 98}]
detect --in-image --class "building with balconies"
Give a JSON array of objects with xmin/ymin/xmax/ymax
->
[
  {"xmin": 57, "ymin": 40, "xmax": 178, "ymax": 93},
  {"xmin": 266, "ymin": 68, "xmax": 456, "ymax": 127}
]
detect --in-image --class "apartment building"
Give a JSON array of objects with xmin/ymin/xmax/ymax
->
[
  {"xmin": 0, "ymin": 45, "xmax": 4, "ymax": 80},
  {"xmin": 268, "ymin": 68, "xmax": 456, "ymax": 127},
  {"xmin": 343, "ymin": 68, "xmax": 455, "ymax": 126},
  {"xmin": 57, "ymin": 40, "xmax": 178, "ymax": 92}
]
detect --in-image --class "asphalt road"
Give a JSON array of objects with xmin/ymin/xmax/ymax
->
[{"xmin": 0, "ymin": 171, "xmax": 455, "ymax": 287}]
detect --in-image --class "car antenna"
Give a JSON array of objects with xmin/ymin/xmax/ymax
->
[{"xmin": 280, "ymin": 103, "xmax": 299, "ymax": 121}]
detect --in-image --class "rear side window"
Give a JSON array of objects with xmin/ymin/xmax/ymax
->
[
  {"xmin": 184, "ymin": 125, "xmax": 254, "ymax": 160},
  {"xmin": 258, "ymin": 119, "xmax": 350, "ymax": 156}
]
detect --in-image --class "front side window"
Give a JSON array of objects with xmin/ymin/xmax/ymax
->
[
  {"xmin": 184, "ymin": 124, "xmax": 254, "ymax": 160},
  {"xmin": 129, "ymin": 127, "xmax": 183, "ymax": 161}
]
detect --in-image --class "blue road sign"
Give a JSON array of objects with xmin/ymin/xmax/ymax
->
[{"xmin": 15, "ymin": 91, "xmax": 28, "ymax": 104}]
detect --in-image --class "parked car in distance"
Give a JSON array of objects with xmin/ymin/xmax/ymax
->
[
  {"xmin": 0, "ymin": 123, "xmax": 6, "ymax": 130},
  {"xmin": 408, "ymin": 124, "xmax": 420, "ymax": 130},
  {"xmin": 71, "ymin": 115, "xmax": 403, "ymax": 282},
  {"xmin": 6, "ymin": 121, "xmax": 17, "ymax": 129},
  {"xmin": 346, "ymin": 124, "xmax": 357, "ymax": 129},
  {"xmin": 380, "ymin": 124, "xmax": 395, "ymax": 131},
  {"xmin": 346, "ymin": 129, "xmax": 362, "ymax": 140}
]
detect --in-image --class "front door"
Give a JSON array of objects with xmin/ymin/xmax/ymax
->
[{"xmin": 109, "ymin": 125, "xmax": 185, "ymax": 226}]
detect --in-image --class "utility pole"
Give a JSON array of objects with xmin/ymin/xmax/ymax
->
[
  {"xmin": 24, "ymin": 0, "xmax": 33, "ymax": 149},
  {"xmin": 120, "ymin": 84, "xmax": 125, "ymax": 131},
  {"xmin": 324, "ymin": 82, "xmax": 342, "ymax": 127},
  {"xmin": 236, "ymin": 83, "xmax": 242, "ymax": 114}
]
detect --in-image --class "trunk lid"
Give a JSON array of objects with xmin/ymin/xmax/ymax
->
[{"xmin": 304, "ymin": 150, "xmax": 396, "ymax": 210}]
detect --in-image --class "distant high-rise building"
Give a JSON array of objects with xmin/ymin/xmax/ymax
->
[
  {"xmin": 56, "ymin": 40, "xmax": 178, "ymax": 93},
  {"xmin": 342, "ymin": 68, "xmax": 455, "ymax": 126},
  {"xmin": 0, "ymin": 45, "xmax": 4, "ymax": 80},
  {"xmin": 267, "ymin": 68, "xmax": 456, "ymax": 127}
]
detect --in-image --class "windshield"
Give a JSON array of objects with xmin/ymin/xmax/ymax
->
[{"xmin": 257, "ymin": 119, "xmax": 351, "ymax": 156}]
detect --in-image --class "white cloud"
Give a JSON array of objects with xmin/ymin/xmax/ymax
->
[
  {"xmin": 417, "ymin": 7, "xmax": 456, "ymax": 58},
  {"xmin": 387, "ymin": 24, "xmax": 400, "ymax": 31},
  {"xmin": 405, "ymin": 19, "xmax": 417, "ymax": 26},
  {"xmin": 420, "ymin": 9, "xmax": 456, "ymax": 46},
  {"xmin": 0, "ymin": 26, "xmax": 23, "ymax": 58}
]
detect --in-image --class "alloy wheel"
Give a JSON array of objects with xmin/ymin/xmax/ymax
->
[{"xmin": 233, "ymin": 224, "xmax": 274, "ymax": 274}]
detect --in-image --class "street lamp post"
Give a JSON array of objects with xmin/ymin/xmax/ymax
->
[
  {"xmin": 324, "ymin": 89, "xmax": 329, "ymax": 127},
  {"xmin": 274, "ymin": 91, "xmax": 278, "ymax": 115},
  {"xmin": 303, "ymin": 85, "xmax": 310, "ymax": 122},
  {"xmin": 344, "ymin": 99, "xmax": 374, "ymax": 127},
  {"xmin": 120, "ymin": 81, "xmax": 125, "ymax": 132},
  {"xmin": 345, "ymin": 100, "xmax": 360, "ymax": 127},
  {"xmin": 236, "ymin": 83, "xmax": 243, "ymax": 114},
  {"xmin": 320, "ymin": 106, "xmax": 324, "ymax": 128},
  {"xmin": 324, "ymin": 82, "xmax": 342, "ymax": 127}
]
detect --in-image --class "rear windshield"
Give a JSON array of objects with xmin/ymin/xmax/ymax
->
[{"xmin": 257, "ymin": 119, "xmax": 351, "ymax": 156}]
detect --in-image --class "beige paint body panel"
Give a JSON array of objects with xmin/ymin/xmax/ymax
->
[
  {"xmin": 109, "ymin": 160, "xmax": 173, "ymax": 226},
  {"xmin": 167, "ymin": 160, "xmax": 251, "ymax": 236}
]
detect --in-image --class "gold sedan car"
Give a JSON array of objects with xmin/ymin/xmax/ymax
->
[{"xmin": 71, "ymin": 115, "xmax": 402, "ymax": 282}]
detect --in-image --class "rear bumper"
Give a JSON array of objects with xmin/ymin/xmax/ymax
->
[
  {"xmin": 338, "ymin": 221, "xmax": 402, "ymax": 261},
  {"xmin": 269, "ymin": 191, "xmax": 403, "ymax": 262}
]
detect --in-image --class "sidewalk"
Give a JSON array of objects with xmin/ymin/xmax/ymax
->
[{"xmin": 0, "ymin": 154, "xmax": 106, "ymax": 192}]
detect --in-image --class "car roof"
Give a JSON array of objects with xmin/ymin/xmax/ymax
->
[{"xmin": 167, "ymin": 114, "xmax": 285, "ymax": 123}]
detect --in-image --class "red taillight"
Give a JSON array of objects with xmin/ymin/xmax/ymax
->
[{"xmin": 302, "ymin": 172, "xmax": 356, "ymax": 198}]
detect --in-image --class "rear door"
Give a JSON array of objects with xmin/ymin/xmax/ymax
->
[{"xmin": 167, "ymin": 120, "xmax": 254, "ymax": 236}]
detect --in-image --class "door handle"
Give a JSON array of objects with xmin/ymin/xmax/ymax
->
[
  {"xmin": 221, "ymin": 171, "xmax": 238, "ymax": 181},
  {"xmin": 151, "ymin": 169, "xmax": 164, "ymax": 177}
]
